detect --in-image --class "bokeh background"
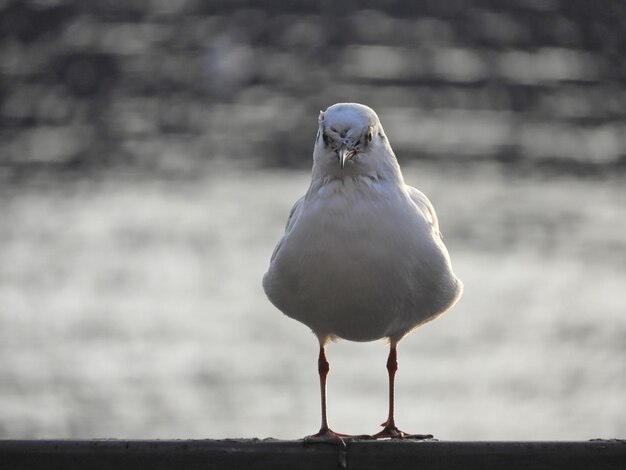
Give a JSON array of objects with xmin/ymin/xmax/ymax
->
[{"xmin": 1, "ymin": 0, "xmax": 625, "ymax": 440}]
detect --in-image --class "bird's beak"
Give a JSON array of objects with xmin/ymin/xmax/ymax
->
[{"xmin": 339, "ymin": 148, "xmax": 357, "ymax": 169}]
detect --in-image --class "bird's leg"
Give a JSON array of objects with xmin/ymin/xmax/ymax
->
[
  {"xmin": 305, "ymin": 345, "xmax": 352, "ymax": 441},
  {"xmin": 372, "ymin": 344, "xmax": 433, "ymax": 440},
  {"xmin": 375, "ymin": 344, "xmax": 401, "ymax": 436},
  {"xmin": 317, "ymin": 345, "xmax": 331, "ymax": 434}
]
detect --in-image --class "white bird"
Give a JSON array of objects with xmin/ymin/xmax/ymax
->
[{"xmin": 263, "ymin": 103, "xmax": 462, "ymax": 439}]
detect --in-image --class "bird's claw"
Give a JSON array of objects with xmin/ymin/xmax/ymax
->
[
  {"xmin": 304, "ymin": 428, "xmax": 348, "ymax": 446},
  {"xmin": 304, "ymin": 428, "xmax": 372, "ymax": 445},
  {"xmin": 372, "ymin": 422, "xmax": 433, "ymax": 440}
]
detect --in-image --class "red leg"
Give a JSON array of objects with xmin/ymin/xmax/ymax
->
[
  {"xmin": 372, "ymin": 344, "xmax": 433, "ymax": 440},
  {"xmin": 305, "ymin": 345, "xmax": 349, "ymax": 440},
  {"xmin": 316, "ymin": 345, "xmax": 331, "ymax": 434}
]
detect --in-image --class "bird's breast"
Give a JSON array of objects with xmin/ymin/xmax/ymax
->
[{"xmin": 265, "ymin": 181, "xmax": 457, "ymax": 341}]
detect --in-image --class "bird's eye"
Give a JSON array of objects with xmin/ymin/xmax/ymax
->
[{"xmin": 365, "ymin": 130, "xmax": 373, "ymax": 144}]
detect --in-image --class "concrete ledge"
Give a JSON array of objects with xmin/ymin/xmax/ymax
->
[{"xmin": 1, "ymin": 439, "xmax": 624, "ymax": 470}]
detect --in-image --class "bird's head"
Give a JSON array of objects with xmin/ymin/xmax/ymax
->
[{"xmin": 313, "ymin": 103, "xmax": 399, "ymax": 179}]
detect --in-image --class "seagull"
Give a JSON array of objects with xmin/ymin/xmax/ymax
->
[{"xmin": 263, "ymin": 103, "xmax": 462, "ymax": 439}]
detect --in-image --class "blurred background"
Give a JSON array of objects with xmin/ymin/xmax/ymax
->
[{"xmin": 0, "ymin": 0, "xmax": 625, "ymax": 440}]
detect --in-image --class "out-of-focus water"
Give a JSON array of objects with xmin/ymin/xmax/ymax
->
[{"xmin": 0, "ymin": 162, "xmax": 624, "ymax": 440}]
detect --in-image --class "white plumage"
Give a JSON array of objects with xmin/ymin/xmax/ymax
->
[{"xmin": 263, "ymin": 103, "xmax": 462, "ymax": 439}]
